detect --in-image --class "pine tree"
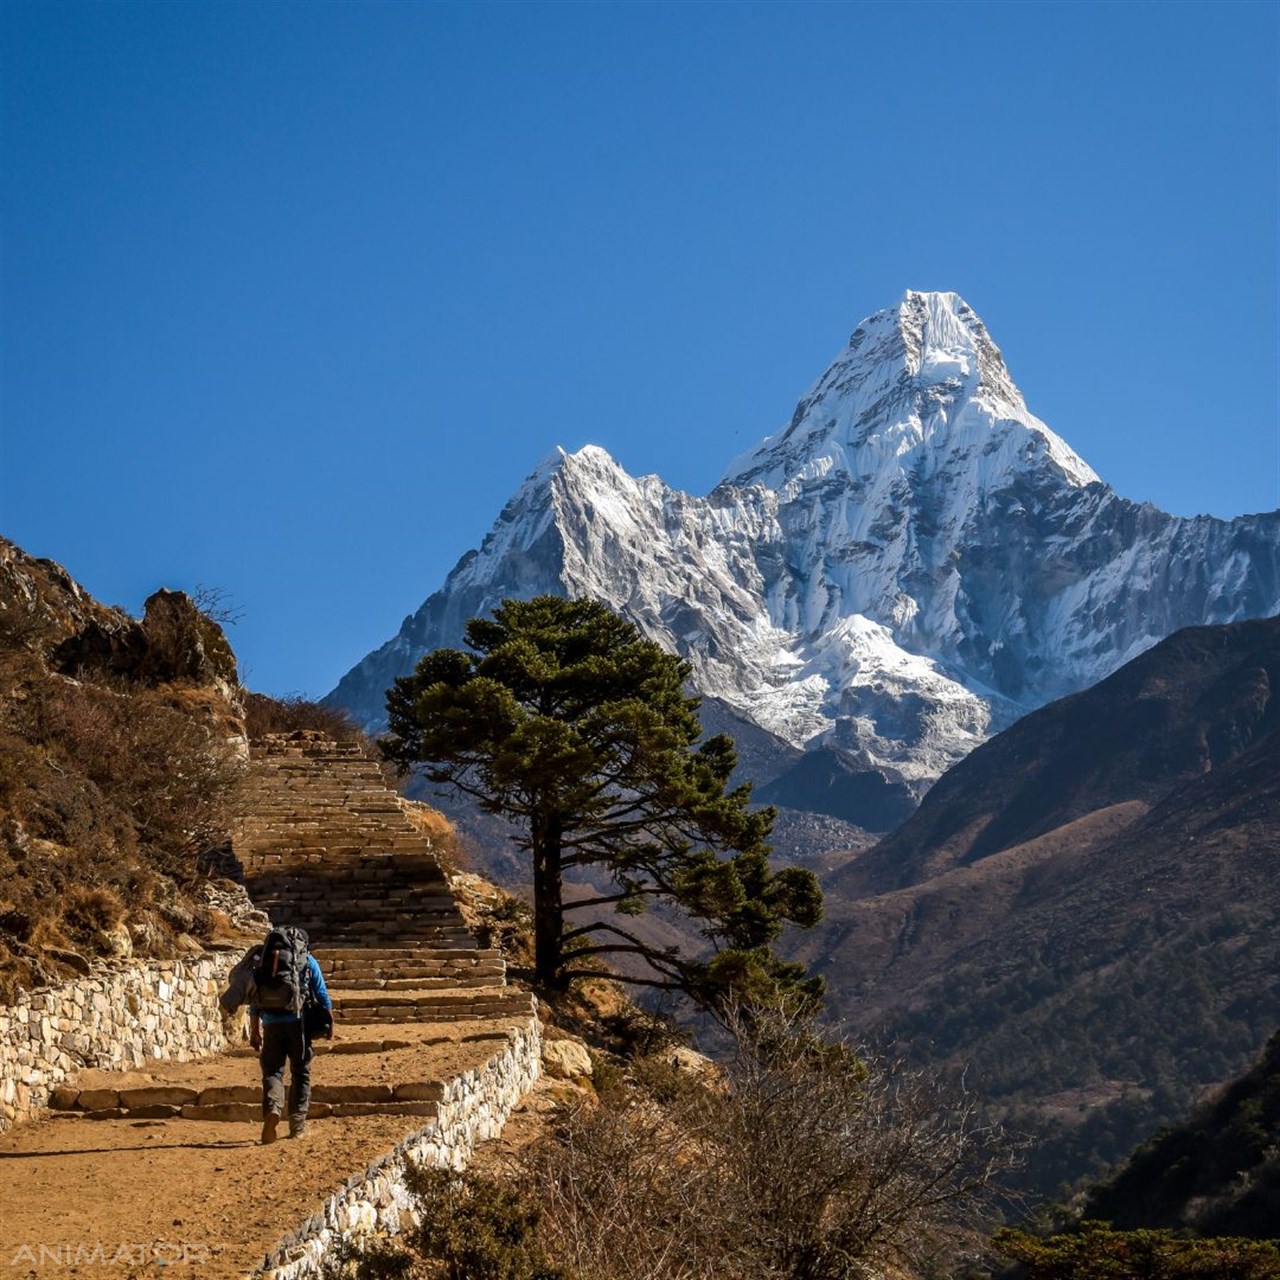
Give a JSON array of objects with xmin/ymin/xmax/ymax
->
[{"xmin": 382, "ymin": 596, "xmax": 822, "ymax": 1008}]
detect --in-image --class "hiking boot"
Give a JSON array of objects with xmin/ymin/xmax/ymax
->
[
  {"xmin": 260, "ymin": 1113, "xmax": 280, "ymax": 1145},
  {"xmin": 288, "ymin": 1118, "xmax": 307, "ymax": 1139}
]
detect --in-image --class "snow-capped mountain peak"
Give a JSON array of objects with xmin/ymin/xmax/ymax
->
[
  {"xmin": 329, "ymin": 292, "xmax": 1278, "ymax": 824},
  {"xmin": 725, "ymin": 291, "xmax": 1099, "ymax": 495}
]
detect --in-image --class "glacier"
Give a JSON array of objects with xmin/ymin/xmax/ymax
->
[{"xmin": 329, "ymin": 290, "xmax": 1280, "ymax": 809}]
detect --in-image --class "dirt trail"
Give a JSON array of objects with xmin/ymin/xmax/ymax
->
[{"xmin": 0, "ymin": 1019, "xmax": 528, "ymax": 1279}]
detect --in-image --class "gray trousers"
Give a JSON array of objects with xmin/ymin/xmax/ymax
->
[{"xmin": 260, "ymin": 1019, "xmax": 312, "ymax": 1120}]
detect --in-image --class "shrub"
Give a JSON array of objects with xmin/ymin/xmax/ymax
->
[
  {"xmin": 0, "ymin": 668, "xmax": 244, "ymax": 995},
  {"xmin": 518, "ymin": 1003, "xmax": 1019, "ymax": 1280},
  {"xmin": 993, "ymin": 1221, "xmax": 1280, "ymax": 1279},
  {"xmin": 8, "ymin": 678, "xmax": 244, "ymax": 878},
  {"xmin": 314, "ymin": 1007, "xmax": 1016, "ymax": 1280},
  {"xmin": 243, "ymin": 691, "xmax": 365, "ymax": 743},
  {"xmin": 404, "ymin": 1165, "xmax": 570, "ymax": 1280}
]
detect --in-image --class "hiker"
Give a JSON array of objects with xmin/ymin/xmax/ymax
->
[{"xmin": 220, "ymin": 926, "xmax": 333, "ymax": 1144}]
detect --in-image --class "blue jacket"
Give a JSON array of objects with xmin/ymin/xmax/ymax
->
[{"xmin": 252, "ymin": 955, "xmax": 332, "ymax": 1025}]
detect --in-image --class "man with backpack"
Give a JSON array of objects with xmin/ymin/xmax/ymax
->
[{"xmin": 220, "ymin": 925, "xmax": 333, "ymax": 1144}]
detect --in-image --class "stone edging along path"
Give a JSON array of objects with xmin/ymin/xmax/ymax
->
[
  {"xmin": 254, "ymin": 1017, "xmax": 542, "ymax": 1280},
  {"xmin": 0, "ymin": 951, "xmax": 240, "ymax": 1133}
]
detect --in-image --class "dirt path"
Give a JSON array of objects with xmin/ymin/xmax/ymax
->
[{"xmin": 0, "ymin": 1019, "xmax": 530, "ymax": 1279}]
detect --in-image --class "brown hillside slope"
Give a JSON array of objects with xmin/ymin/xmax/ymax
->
[
  {"xmin": 792, "ymin": 618, "xmax": 1280, "ymax": 1197},
  {"xmin": 838, "ymin": 616, "xmax": 1280, "ymax": 898}
]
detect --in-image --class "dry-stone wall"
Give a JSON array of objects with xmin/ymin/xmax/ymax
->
[
  {"xmin": 0, "ymin": 950, "xmax": 240, "ymax": 1132},
  {"xmin": 255, "ymin": 1018, "xmax": 542, "ymax": 1280}
]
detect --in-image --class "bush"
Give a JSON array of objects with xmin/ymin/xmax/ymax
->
[
  {"xmin": 7, "ymin": 678, "xmax": 243, "ymax": 878},
  {"xmin": 993, "ymin": 1221, "xmax": 1280, "ymax": 1279},
  {"xmin": 243, "ymin": 692, "xmax": 364, "ymax": 743},
  {"xmin": 316, "ymin": 1007, "xmax": 1017, "ymax": 1280},
  {"xmin": 521, "ymin": 1004, "xmax": 1019, "ymax": 1280},
  {"xmin": 0, "ymin": 667, "xmax": 245, "ymax": 997}
]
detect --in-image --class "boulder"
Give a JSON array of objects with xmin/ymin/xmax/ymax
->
[
  {"xmin": 99, "ymin": 924, "xmax": 134, "ymax": 960},
  {"xmin": 542, "ymin": 1038, "xmax": 593, "ymax": 1080},
  {"xmin": 670, "ymin": 1046, "xmax": 716, "ymax": 1077}
]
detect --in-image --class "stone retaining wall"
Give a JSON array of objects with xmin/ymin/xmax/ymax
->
[
  {"xmin": 254, "ymin": 1017, "xmax": 542, "ymax": 1280},
  {"xmin": 0, "ymin": 950, "xmax": 241, "ymax": 1132}
]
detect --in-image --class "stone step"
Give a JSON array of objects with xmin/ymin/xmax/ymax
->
[
  {"xmin": 320, "ymin": 960, "xmax": 506, "ymax": 978},
  {"xmin": 312, "ymin": 924, "xmax": 475, "ymax": 937},
  {"xmin": 308, "ymin": 940, "xmax": 481, "ymax": 952},
  {"xmin": 237, "ymin": 809, "xmax": 413, "ymax": 821},
  {"xmin": 244, "ymin": 860, "xmax": 443, "ymax": 875},
  {"xmin": 240, "ymin": 858, "xmax": 440, "ymax": 874},
  {"xmin": 320, "ymin": 962, "xmax": 506, "ymax": 981},
  {"xmin": 239, "ymin": 779, "xmax": 389, "ymax": 790},
  {"xmin": 53, "ymin": 1099, "xmax": 439, "ymax": 1122},
  {"xmin": 227, "ymin": 1036, "xmax": 422, "ymax": 1057},
  {"xmin": 49, "ymin": 1080, "xmax": 447, "ymax": 1115},
  {"xmin": 317, "ymin": 947, "xmax": 497, "ymax": 961},
  {"xmin": 240, "ymin": 793, "xmax": 396, "ymax": 804},
  {"xmin": 238, "ymin": 829, "xmax": 425, "ymax": 843},
  {"xmin": 325, "ymin": 974, "xmax": 502, "ymax": 992},
  {"xmin": 331, "ymin": 985, "xmax": 516, "ymax": 1006},
  {"xmin": 245, "ymin": 885, "xmax": 452, "ymax": 900},
  {"xmin": 319, "ymin": 948, "xmax": 498, "ymax": 962},
  {"xmin": 239, "ymin": 814, "xmax": 400, "ymax": 823},
  {"xmin": 247, "ymin": 914, "xmax": 467, "ymax": 930},
  {"xmin": 337, "ymin": 1005, "xmax": 530, "ymax": 1025},
  {"xmin": 244, "ymin": 860, "xmax": 445, "ymax": 870},
  {"xmin": 248, "ymin": 893, "xmax": 458, "ymax": 910},
  {"xmin": 263, "ymin": 915, "xmax": 469, "ymax": 930},
  {"xmin": 242, "ymin": 910, "xmax": 465, "ymax": 926},
  {"xmin": 246, "ymin": 887, "xmax": 456, "ymax": 904},
  {"xmin": 322, "ymin": 973, "xmax": 508, "ymax": 989},
  {"xmin": 330, "ymin": 988, "xmax": 534, "ymax": 1023},
  {"xmin": 240, "ymin": 844, "xmax": 437, "ymax": 860},
  {"xmin": 311, "ymin": 933, "xmax": 478, "ymax": 946},
  {"xmin": 245, "ymin": 900, "xmax": 462, "ymax": 918}
]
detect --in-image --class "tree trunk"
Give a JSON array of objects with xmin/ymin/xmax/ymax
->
[{"xmin": 531, "ymin": 810, "xmax": 565, "ymax": 989}]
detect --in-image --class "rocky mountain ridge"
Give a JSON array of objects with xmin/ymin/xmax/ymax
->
[{"xmin": 330, "ymin": 291, "xmax": 1279, "ymax": 823}]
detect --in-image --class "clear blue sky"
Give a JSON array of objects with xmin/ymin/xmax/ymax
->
[{"xmin": 2, "ymin": 1, "xmax": 1277, "ymax": 696}]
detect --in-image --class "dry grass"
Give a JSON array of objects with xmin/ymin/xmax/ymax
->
[
  {"xmin": 243, "ymin": 691, "xmax": 364, "ymax": 742},
  {"xmin": 334, "ymin": 1005, "xmax": 1019, "ymax": 1280},
  {"xmin": 0, "ymin": 652, "xmax": 245, "ymax": 1000}
]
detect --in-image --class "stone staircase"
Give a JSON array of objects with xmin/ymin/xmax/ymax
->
[
  {"xmin": 34, "ymin": 732, "xmax": 535, "ymax": 1132},
  {"xmin": 2, "ymin": 732, "xmax": 544, "ymax": 1278},
  {"xmin": 233, "ymin": 732, "xmax": 531, "ymax": 1025}
]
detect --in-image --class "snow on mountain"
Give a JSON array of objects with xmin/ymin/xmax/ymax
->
[{"xmin": 329, "ymin": 290, "xmax": 1280, "ymax": 808}]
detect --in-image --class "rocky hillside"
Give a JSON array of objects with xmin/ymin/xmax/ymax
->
[
  {"xmin": 0, "ymin": 537, "xmax": 246, "ymax": 998},
  {"xmin": 789, "ymin": 616, "xmax": 1280, "ymax": 1196},
  {"xmin": 328, "ymin": 291, "xmax": 1279, "ymax": 830}
]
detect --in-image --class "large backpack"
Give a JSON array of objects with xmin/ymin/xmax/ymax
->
[{"xmin": 253, "ymin": 926, "xmax": 309, "ymax": 1016}]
